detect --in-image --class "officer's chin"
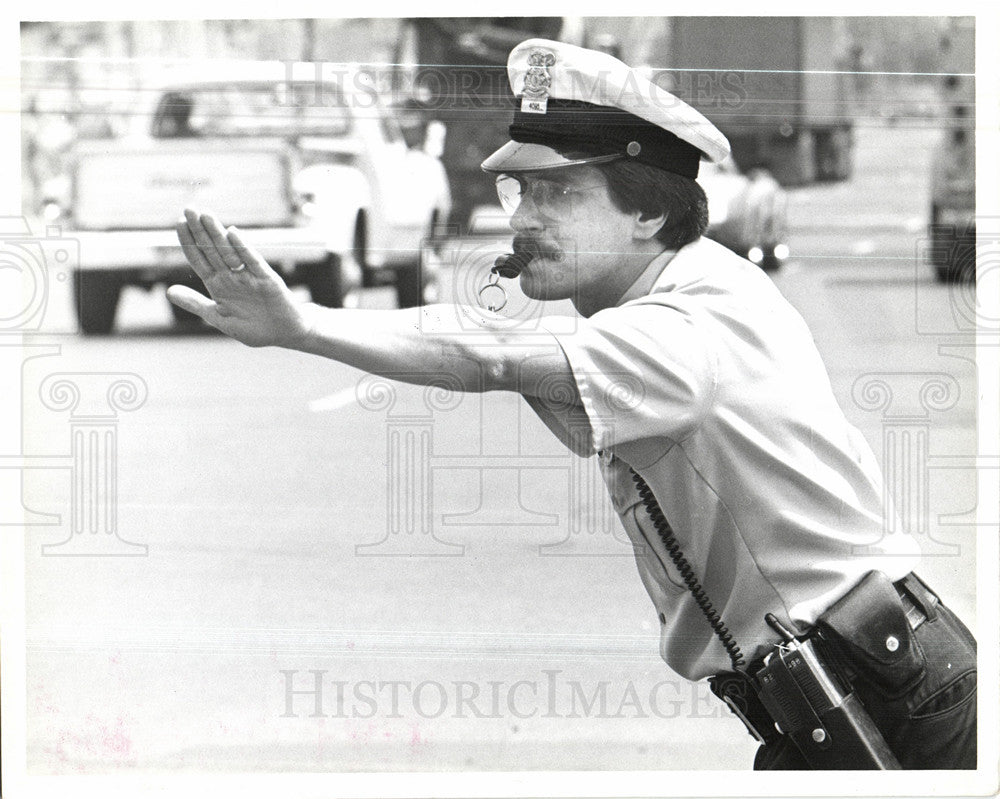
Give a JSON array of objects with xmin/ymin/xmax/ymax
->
[{"xmin": 518, "ymin": 257, "xmax": 573, "ymax": 301}]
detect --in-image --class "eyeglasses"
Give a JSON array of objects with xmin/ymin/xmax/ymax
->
[{"xmin": 495, "ymin": 174, "xmax": 607, "ymax": 218}]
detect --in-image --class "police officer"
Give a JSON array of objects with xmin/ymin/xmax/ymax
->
[{"xmin": 169, "ymin": 39, "xmax": 977, "ymax": 770}]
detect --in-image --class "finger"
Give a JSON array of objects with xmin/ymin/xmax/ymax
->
[
  {"xmin": 166, "ymin": 284, "xmax": 219, "ymax": 324},
  {"xmin": 175, "ymin": 217, "xmax": 215, "ymax": 282},
  {"xmin": 226, "ymin": 226, "xmax": 277, "ymax": 279},
  {"xmin": 183, "ymin": 208, "xmax": 228, "ymax": 274},
  {"xmin": 200, "ymin": 212, "xmax": 246, "ymax": 272}
]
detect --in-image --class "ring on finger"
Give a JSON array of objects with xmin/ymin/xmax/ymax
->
[{"xmin": 229, "ymin": 262, "xmax": 247, "ymax": 272}]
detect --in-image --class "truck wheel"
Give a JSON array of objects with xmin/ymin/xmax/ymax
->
[
  {"xmin": 170, "ymin": 304, "xmax": 202, "ymax": 325},
  {"xmin": 760, "ymin": 250, "xmax": 782, "ymax": 272},
  {"xmin": 303, "ymin": 254, "xmax": 345, "ymax": 308},
  {"xmin": 169, "ymin": 274, "xmax": 208, "ymax": 326},
  {"xmin": 395, "ymin": 261, "xmax": 424, "ymax": 308},
  {"xmin": 930, "ymin": 204, "xmax": 976, "ymax": 284},
  {"xmin": 355, "ymin": 214, "xmax": 380, "ymax": 289},
  {"xmin": 395, "ymin": 215, "xmax": 440, "ymax": 308},
  {"xmin": 73, "ymin": 271, "xmax": 122, "ymax": 335},
  {"xmin": 934, "ymin": 258, "xmax": 976, "ymax": 284}
]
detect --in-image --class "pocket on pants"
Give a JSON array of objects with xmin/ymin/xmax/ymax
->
[
  {"xmin": 885, "ymin": 602, "xmax": 978, "ymax": 769},
  {"xmin": 899, "ymin": 671, "xmax": 977, "ymax": 769},
  {"xmin": 910, "ymin": 670, "xmax": 977, "ymax": 720}
]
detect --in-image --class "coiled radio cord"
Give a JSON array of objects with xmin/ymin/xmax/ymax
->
[{"xmin": 630, "ymin": 468, "xmax": 746, "ymax": 671}]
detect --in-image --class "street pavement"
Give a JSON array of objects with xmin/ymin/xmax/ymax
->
[{"xmin": 18, "ymin": 120, "xmax": 983, "ymax": 774}]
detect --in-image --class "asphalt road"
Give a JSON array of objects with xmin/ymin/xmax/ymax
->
[{"xmin": 19, "ymin": 120, "xmax": 982, "ymax": 774}]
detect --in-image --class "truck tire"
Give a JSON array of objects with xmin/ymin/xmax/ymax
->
[
  {"xmin": 760, "ymin": 249, "xmax": 782, "ymax": 272},
  {"xmin": 813, "ymin": 128, "xmax": 852, "ymax": 182},
  {"xmin": 73, "ymin": 271, "xmax": 122, "ymax": 335},
  {"xmin": 395, "ymin": 260, "xmax": 424, "ymax": 308},
  {"xmin": 170, "ymin": 303, "xmax": 202, "ymax": 325},
  {"xmin": 395, "ymin": 213, "xmax": 440, "ymax": 308},
  {"xmin": 354, "ymin": 214, "xmax": 379, "ymax": 289},
  {"xmin": 934, "ymin": 257, "xmax": 976, "ymax": 284},
  {"xmin": 930, "ymin": 204, "xmax": 976, "ymax": 284},
  {"xmin": 169, "ymin": 273, "xmax": 208, "ymax": 326},
  {"xmin": 303, "ymin": 254, "xmax": 345, "ymax": 308}
]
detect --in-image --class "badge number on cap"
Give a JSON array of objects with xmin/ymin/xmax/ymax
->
[{"xmin": 521, "ymin": 50, "xmax": 555, "ymax": 115}]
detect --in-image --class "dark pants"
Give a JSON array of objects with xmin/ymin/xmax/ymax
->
[{"xmin": 753, "ymin": 574, "xmax": 977, "ymax": 770}]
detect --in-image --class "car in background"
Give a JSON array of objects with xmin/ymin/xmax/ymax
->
[
  {"xmin": 46, "ymin": 62, "xmax": 451, "ymax": 334},
  {"xmin": 699, "ymin": 156, "xmax": 789, "ymax": 272}
]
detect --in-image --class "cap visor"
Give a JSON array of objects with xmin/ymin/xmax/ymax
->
[{"xmin": 481, "ymin": 141, "xmax": 622, "ymax": 173}]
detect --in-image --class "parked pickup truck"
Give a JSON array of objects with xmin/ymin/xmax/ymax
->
[{"xmin": 48, "ymin": 62, "xmax": 452, "ymax": 333}]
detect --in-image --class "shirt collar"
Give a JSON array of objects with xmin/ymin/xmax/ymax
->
[{"xmin": 614, "ymin": 247, "xmax": 678, "ymax": 307}]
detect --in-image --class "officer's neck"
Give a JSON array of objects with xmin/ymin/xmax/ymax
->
[
  {"xmin": 573, "ymin": 244, "xmax": 677, "ymax": 317},
  {"xmin": 614, "ymin": 247, "xmax": 678, "ymax": 307}
]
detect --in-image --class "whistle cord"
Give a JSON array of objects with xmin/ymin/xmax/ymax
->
[{"xmin": 630, "ymin": 468, "xmax": 746, "ymax": 670}]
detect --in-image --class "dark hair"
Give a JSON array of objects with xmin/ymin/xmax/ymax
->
[{"xmin": 594, "ymin": 159, "xmax": 709, "ymax": 249}]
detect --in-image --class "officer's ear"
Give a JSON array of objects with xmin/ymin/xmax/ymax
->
[{"xmin": 633, "ymin": 210, "xmax": 667, "ymax": 241}]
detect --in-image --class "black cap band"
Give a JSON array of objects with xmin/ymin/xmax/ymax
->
[{"xmin": 510, "ymin": 99, "xmax": 702, "ymax": 178}]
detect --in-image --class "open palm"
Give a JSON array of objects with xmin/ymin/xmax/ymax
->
[{"xmin": 167, "ymin": 208, "xmax": 314, "ymax": 348}]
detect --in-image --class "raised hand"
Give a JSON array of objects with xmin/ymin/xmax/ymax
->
[{"xmin": 167, "ymin": 208, "xmax": 316, "ymax": 348}]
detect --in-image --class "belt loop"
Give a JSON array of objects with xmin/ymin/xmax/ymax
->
[{"xmin": 899, "ymin": 572, "xmax": 938, "ymax": 622}]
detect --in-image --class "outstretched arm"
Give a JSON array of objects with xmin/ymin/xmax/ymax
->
[{"xmin": 167, "ymin": 209, "xmax": 580, "ymax": 400}]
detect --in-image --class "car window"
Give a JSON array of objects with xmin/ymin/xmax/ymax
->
[
  {"xmin": 377, "ymin": 109, "xmax": 404, "ymax": 145},
  {"xmin": 151, "ymin": 82, "xmax": 353, "ymax": 139}
]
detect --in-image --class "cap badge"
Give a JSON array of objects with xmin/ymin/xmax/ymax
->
[{"xmin": 521, "ymin": 50, "xmax": 555, "ymax": 115}]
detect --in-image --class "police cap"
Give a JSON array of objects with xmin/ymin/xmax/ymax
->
[{"xmin": 481, "ymin": 38, "xmax": 730, "ymax": 179}]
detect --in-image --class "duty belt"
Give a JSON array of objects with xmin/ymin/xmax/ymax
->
[{"xmin": 709, "ymin": 572, "xmax": 935, "ymax": 746}]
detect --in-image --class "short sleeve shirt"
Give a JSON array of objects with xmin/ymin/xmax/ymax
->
[{"xmin": 528, "ymin": 237, "xmax": 920, "ymax": 680}]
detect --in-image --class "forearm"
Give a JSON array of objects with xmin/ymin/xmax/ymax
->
[
  {"xmin": 290, "ymin": 303, "xmax": 514, "ymax": 393},
  {"xmin": 168, "ymin": 210, "xmax": 578, "ymax": 402}
]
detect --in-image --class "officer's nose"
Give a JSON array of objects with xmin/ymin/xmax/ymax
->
[{"xmin": 509, "ymin": 194, "xmax": 545, "ymax": 234}]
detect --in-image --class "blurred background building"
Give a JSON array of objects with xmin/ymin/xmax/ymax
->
[{"xmin": 20, "ymin": 17, "xmax": 974, "ymax": 215}]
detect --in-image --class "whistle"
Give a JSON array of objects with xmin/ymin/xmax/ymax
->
[{"xmin": 492, "ymin": 250, "xmax": 533, "ymax": 279}]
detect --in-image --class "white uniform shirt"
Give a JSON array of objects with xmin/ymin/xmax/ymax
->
[{"xmin": 527, "ymin": 237, "xmax": 920, "ymax": 680}]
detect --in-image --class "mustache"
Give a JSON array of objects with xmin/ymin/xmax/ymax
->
[
  {"xmin": 493, "ymin": 236, "xmax": 565, "ymax": 279},
  {"xmin": 512, "ymin": 235, "xmax": 564, "ymax": 262}
]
